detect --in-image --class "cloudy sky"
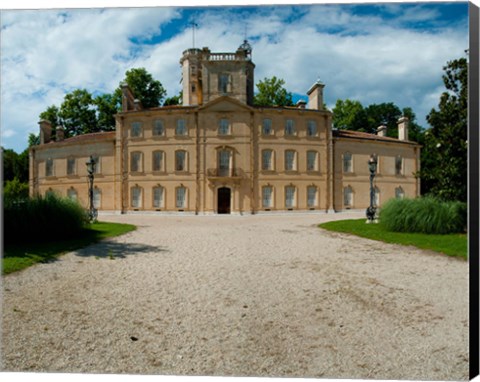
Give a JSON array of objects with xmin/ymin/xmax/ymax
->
[{"xmin": 0, "ymin": 1, "xmax": 469, "ymax": 153}]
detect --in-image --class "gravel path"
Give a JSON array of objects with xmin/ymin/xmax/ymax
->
[{"xmin": 1, "ymin": 212, "xmax": 468, "ymax": 380}]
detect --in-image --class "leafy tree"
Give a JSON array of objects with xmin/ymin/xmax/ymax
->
[
  {"xmin": 364, "ymin": 102, "xmax": 402, "ymax": 137},
  {"xmin": 3, "ymin": 177, "xmax": 29, "ymax": 201},
  {"xmin": 114, "ymin": 68, "xmax": 166, "ymax": 108},
  {"xmin": 39, "ymin": 105, "xmax": 60, "ymax": 141},
  {"xmin": 2, "ymin": 147, "xmax": 29, "ymax": 184},
  {"xmin": 28, "ymin": 133, "xmax": 40, "ymax": 147},
  {"xmin": 420, "ymin": 56, "xmax": 467, "ymax": 202},
  {"xmin": 254, "ymin": 76, "xmax": 294, "ymax": 107},
  {"xmin": 332, "ymin": 99, "xmax": 368, "ymax": 131},
  {"xmin": 163, "ymin": 91, "xmax": 182, "ymax": 106},
  {"xmin": 59, "ymin": 89, "xmax": 98, "ymax": 136},
  {"xmin": 95, "ymin": 93, "xmax": 117, "ymax": 131}
]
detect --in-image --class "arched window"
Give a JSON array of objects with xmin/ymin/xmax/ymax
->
[
  {"xmin": 176, "ymin": 186, "xmax": 187, "ymax": 208},
  {"xmin": 307, "ymin": 186, "xmax": 317, "ymax": 208},
  {"xmin": 153, "ymin": 120, "xmax": 165, "ymax": 136},
  {"xmin": 153, "ymin": 186, "xmax": 165, "ymax": 208},
  {"xmin": 343, "ymin": 152, "xmax": 353, "ymax": 173},
  {"xmin": 93, "ymin": 188, "xmax": 101, "ymax": 209},
  {"xmin": 131, "ymin": 186, "xmax": 142, "ymax": 208},
  {"xmin": 285, "ymin": 185, "xmax": 296, "ymax": 208},
  {"xmin": 131, "ymin": 122, "xmax": 143, "ymax": 138},
  {"xmin": 395, "ymin": 186, "xmax": 405, "ymax": 199},
  {"xmin": 262, "ymin": 185, "xmax": 273, "ymax": 208},
  {"xmin": 307, "ymin": 120, "xmax": 317, "ymax": 137},
  {"xmin": 218, "ymin": 118, "xmax": 230, "ymax": 135},
  {"xmin": 152, "ymin": 151, "xmax": 165, "ymax": 172},
  {"xmin": 285, "ymin": 150, "xmax": 297, "ymax": 171},
  {"xmin": 307, "ymin": 150, "xmax": 318, "ymax": 171},
  {"xmin": 130, "ymin": 151, "xmax": 143, "ymax": 172},
  {"xmin": 395, "ymin": 155, "xmax": 403, "ymax": 175},
  {"xmin": 175, "ymin": 150, "xmax": 187, "ymax": 172},
  {"xmin": 67, "ymin": 188, "xmax": 78, "ymax": 201},
  {"xmin": 344, "ymin": 186, "xmax": 353, "ymax": 208},
  {"xmin": 262, "ymin": 149, "xmax": 274, "ymax": 171}
]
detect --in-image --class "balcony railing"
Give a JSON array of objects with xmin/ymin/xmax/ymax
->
[{"xmin": 207, "ymin": 168, "xmax": 243, "ymax": 178}]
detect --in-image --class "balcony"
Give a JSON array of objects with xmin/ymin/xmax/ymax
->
[{"xmin": 207, "ymin": 168, "xmax": 244, "ymax": 179}]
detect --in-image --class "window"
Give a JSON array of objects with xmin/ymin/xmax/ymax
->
[
  {"xmin": 218, "ymin": 150, "xmax": 231, "ymax": 176},
  {"xmin": 131, "ymin": 122, "xmax": 142, "ymax": 138},
  {"xmin": 153, "ymin": 120, "xmax": 165, "ymax": 136},
  {"xmin": 262, "ymin": 149, "xmax": 274, "ymax": 171},
  {"xmin": 176, "ymin": 186, "xmax": 187, "ymax": 208},
  {"xmin": 130, "ymin": 152, "xmax": 142, "ymax": 172},
  {"xmin": 67, "ymin": 158, "xmax": 76, "ymax": 175},
  {"xmin": 307, "ymin": 151, "xmax": 318, "ymax": 171},
  {"xmin": 285, "ymin": 150, "xmax": 296, "ymax": 171},
  {"xmin": 153, "ymin": 186, "xmax": 165, "ymax": 208},
  {"xmin": 262, "ymin": 186, "xmax": 273, "ymax": 208},
  {"xmin": 93, "ymin": 188, "xmax": 101, "ymax": 209},
  {"xmin": 307, "ymin": 120, "xmax": 317, "ymax": 137},
  {"xmin": 67, "ymin": 188, "xmax": 78, "ymax": 201},
  {"xmin": 46, "ymin": 158, "xmax": 54, "ymax": 177},
  {"xmin": 91, "ymin": 155, "xmax": 101, "ymax": 174},
  {"xmin": 152, "ymin": 151, "xmax": 164, "ymax": 172},
  {"xmin": 307, "ymin": 186, "xmax": 317, "ymax": 208},
  {"xmin": 175, "ymin": 150, "xmax": 187, "ymax": 171},
  {"xmin": 262, "ymin": 119, "xmax": 273, "ymax": 135},
  {"xmin": 285, "ymin": 186, "xmax": 296, "ymax": 208},
  {"xmin": 395, "ymin": 186, "xmax": 405, "ymax": 199},
  {"xmin": 344, "ymin": 186, "xmax": 353, "ymax": 208},
  {"xmin": 343, "ymin": 152, "xmax": 353, "ymax": 173},
  {"xmin": 395, "ymin": 155, "xmax": 403, "ymax": 175},
  {"xmin": 285, "ymin": 119, "xmax": 295, "ymax": 136},
  {"xmin": 131, "ymin": 186, "xmax": 142, "ymax": 208},
  {"xmin": 176, "ymin": 119, "xmax": 187, "ymax": 136},
  {"xmin": 218, "ymin": 119, "xmax": 230, "ymax": 135},
  {"xmin": 218, "ymin": 74, "xmax": 232, "ymax": 93}
]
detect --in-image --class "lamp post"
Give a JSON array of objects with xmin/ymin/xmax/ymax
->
[
  {"xmin": 86, "ymin": 155, "xmax": 97, "ymax": 222},
  {"xmin": 366, "ymin": 153, "xmax": 377, "ymax": 223}
]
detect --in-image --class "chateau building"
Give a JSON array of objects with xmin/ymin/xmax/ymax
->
[{"xmin": 29, "ymin": 41, "xmax": 421, "ymax": 214}]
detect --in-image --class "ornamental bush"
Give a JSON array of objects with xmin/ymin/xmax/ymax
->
[
  {"xmin": 4, "ymin": 193, "xmax": 89, "ymax": 244},
  {"xmin": 379, "ymin": 197, "xmax": 467, "ymax": 234}
]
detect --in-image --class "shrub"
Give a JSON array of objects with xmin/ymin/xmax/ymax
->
[
  {"xmin": 379, "ymin": 197, "xmax": 467, "ymax": 234},
  {"xmin": 3, "ymin": 177, "xmax": 29, "ymax": 201},
  {"xmin": 4, "ymin": 193, "xmax": 89, "ymax": 244}
]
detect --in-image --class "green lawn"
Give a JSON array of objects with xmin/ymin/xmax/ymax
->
[
  {"xmin": 2, "ymin": 221, "xmax": 136, "ymax": 275},
  {"xmin": 319, "ymin": 219, "xmax": 467, "ymax": 259}
]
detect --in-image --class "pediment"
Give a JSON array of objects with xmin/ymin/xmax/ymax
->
[{"xmin": 199, "ymin": 96, "xmax": 253, "ymax": 113}]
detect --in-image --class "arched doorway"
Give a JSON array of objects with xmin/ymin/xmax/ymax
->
[{"xmin": 217, "ymin": 187, "xmax": 231, "ymax": 214}]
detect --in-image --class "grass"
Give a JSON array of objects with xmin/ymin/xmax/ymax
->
[
  {"xmin": 319, "ymin": 219, "xmax": 467, "ymax": 259},
  {"xmin": 2, "ymin": 221, "xmax": 136, "ymax": 275}
]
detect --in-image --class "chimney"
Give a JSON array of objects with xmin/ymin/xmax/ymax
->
[
  {"xmin": 296, "ymin": 99, "xmax": 307, "ymax": 109},
  {"xmin": 134, "ymin": 99, "xmax": 143, "ymax": 111},
  {"xmin": 121, "ymin": 82, "xmax": 136, "ymax": 112},
  {"xmin": 397, "ymin": 116, "xmax": 409, "ymax": 141},
  {"xmin": 39, "ymin": 119, "xmax": 52, "ymax": 144},
  {"xmin": 307, "ymin": 80, "xmax": 325, "ymax": 110},
  {"xmin": 377, "ymin": 124, "xmax": 387, "ymax": 137},
  {"xmin": 56, "ymin": 125, "xmax": 65, "ymax": 141}
]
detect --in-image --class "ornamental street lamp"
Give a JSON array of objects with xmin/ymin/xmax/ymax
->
[
  {"xmin": 86, "ymin": 155, "xmax": 97, "ymax": 222},
  {"xmin": 366, "ymin": 153, "xmax": 378, "ymax": 223}
]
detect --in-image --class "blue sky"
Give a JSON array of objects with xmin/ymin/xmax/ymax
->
[{"xmin": 0, "ymin": 1, "xmax": 469, "ymax": 153}]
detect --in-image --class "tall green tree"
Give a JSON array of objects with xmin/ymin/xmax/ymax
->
[
  {"xmin": 254, "ymin": 76, "xmax": 294, "ymax": 107},
  {"xmin": 420, "ymin": 56, "xmax": 468, "ymax": 202},
  {"xmin": 2, "ymin": 147, "xmax": 29, "ymax": 184},
  {"xmin": 114, "ymin": 68, "xmax": 166, "ymax": 108},
  {"xmin": 332, "ymin": 99, "xmax": 368, "ymax": 131},
  {"xmin": 95, "ymin": 93, "xmax": 117, "ymax": 131},
  {"xmin": 59, "ymin": 89, "xmax": 98, "ymax": 136},
  {"xmin": 364, "ymin": 102, "xmax": 402, "ymax": 137}
]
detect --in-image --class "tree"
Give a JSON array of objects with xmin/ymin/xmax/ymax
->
[
  {"xmin": 163, "ymin": 91, "xmax": 182, "ymax": 106},
  {"xmin": 254, "ymin": 76, "xmax": 294, "ymax": 107},
  {"xmin": 115, "ymin": 68, "xmax": 166, "ymax": 108},
  {"xmin": 2, "ymin": 147, "xmax": 29, "ymax": 184},
  {"xmin": 3, "ymin": 177, "xmax": 29, "ymax": 201},
  {"xmin": 95, "ymin": 93, "xmax": 117, "ymax": 131},
  {"xmin": 332, "ymin": 99, "xmax": 368, "ymax": 131},
  {"xmin": 420, "ymin": 56, "xmax": 467, "ymax": 202},
  {"xmin": 39, "ymin": 105, "xmax": 60, "ymax": 141},
  {"xmin": 59, "ymin": 89, "xmax": 98, "ymax": 136},
  {"xmin": 364, "ymin": 102, "xmax": 402, "ymax": 137}
]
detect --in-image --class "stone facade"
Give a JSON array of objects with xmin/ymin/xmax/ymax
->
[{"xmin": 29, "ymin": 42, "xmax": 421, "ymax": 214}]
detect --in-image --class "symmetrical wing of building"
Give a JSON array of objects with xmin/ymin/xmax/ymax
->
[{"xmin": 29, "ymin": 41, "xmax": 421, "ymax": 214}]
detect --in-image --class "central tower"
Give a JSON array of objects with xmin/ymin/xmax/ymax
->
[{"xmin": 180, "ymin": 41, "xmax": 255, "ymax": 106}]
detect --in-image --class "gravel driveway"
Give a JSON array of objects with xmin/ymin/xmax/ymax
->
[{"xmin": 1, "ymin": 212, "xmax": 469, "ymax": 380}]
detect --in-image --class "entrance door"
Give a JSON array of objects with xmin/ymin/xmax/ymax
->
[{"xmin": 217, "ymin": 187, "xmax": 231, "ymax": 214}]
